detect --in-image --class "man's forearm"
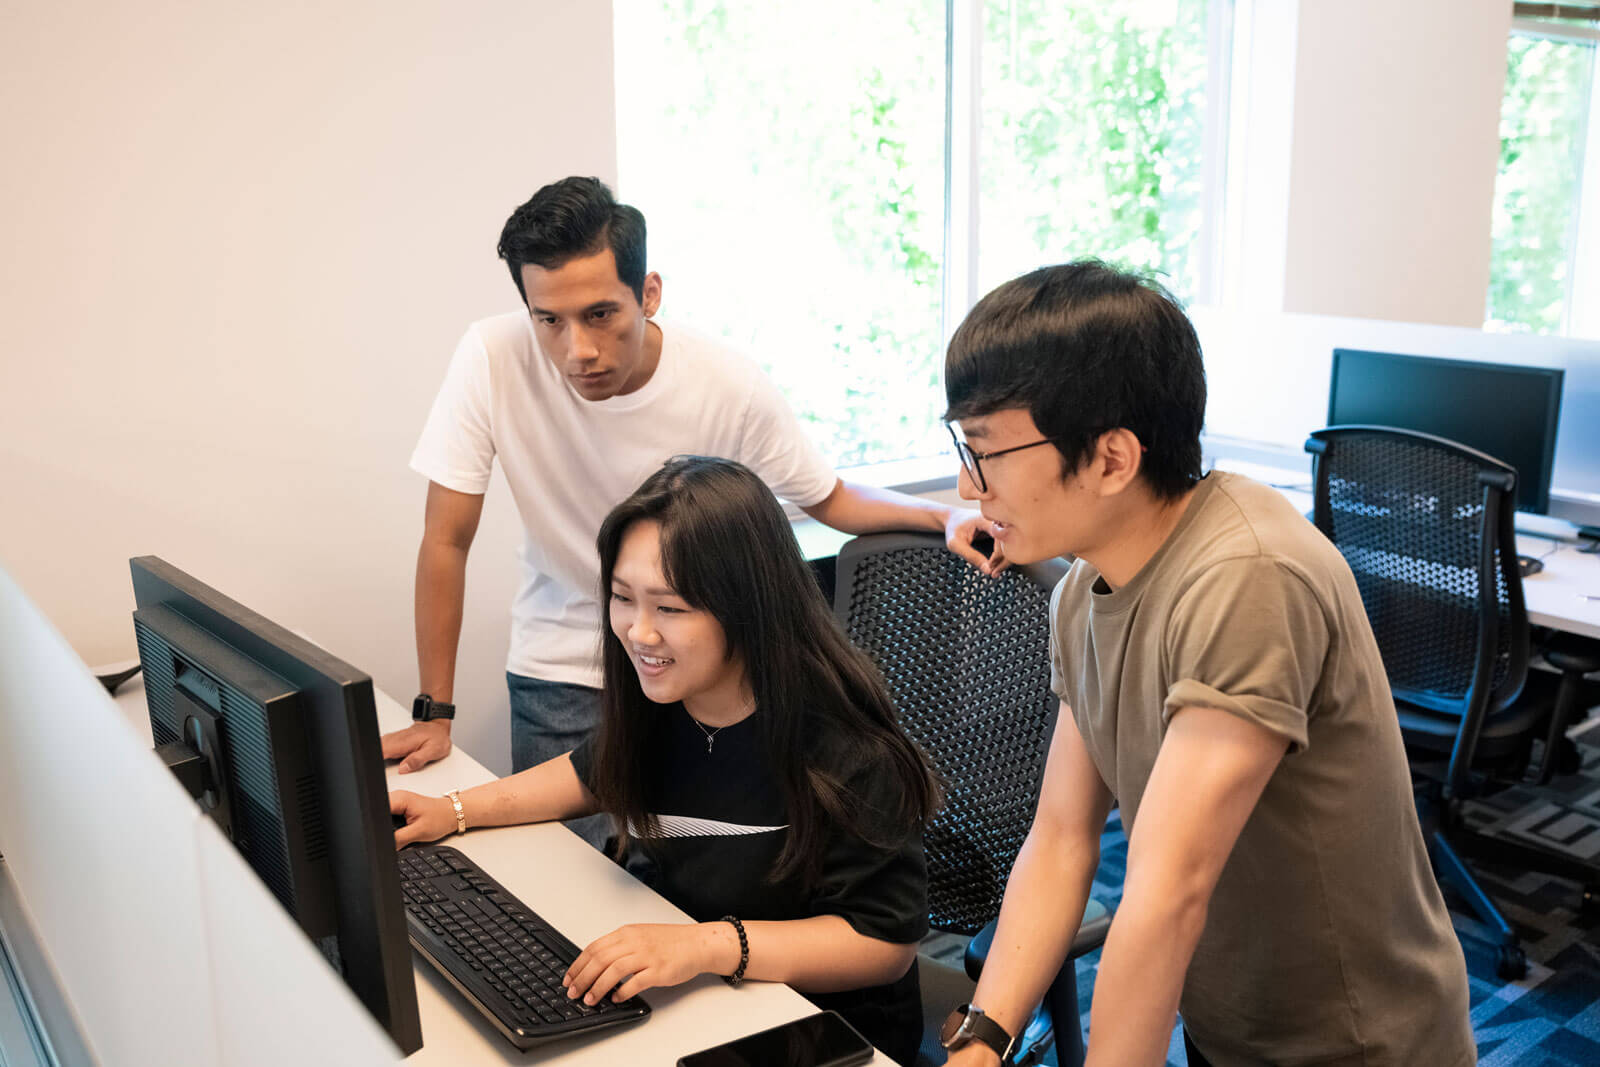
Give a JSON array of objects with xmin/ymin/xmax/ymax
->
[
  {"xmin": 968, "ymin": 828, "xmax": 1101, "ymax": 1039},
  {"xmin": 805, "ymin": 480, "xmax": 952, "ymax": 536},
  {"xmin": 1082, "ymin": 883, "xmax": 1209, "ymax": 1067},
  {"xmin": 415, "ymin": 539, "xmax": 469, "ymax": 700}
]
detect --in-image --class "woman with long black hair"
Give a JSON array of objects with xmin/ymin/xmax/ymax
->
[{"xmin": 391, "ymin": 455, "xmax": 939, "ymax": 1063}]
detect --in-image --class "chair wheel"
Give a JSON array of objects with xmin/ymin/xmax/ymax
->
[{"xmin": 1496, "ymin": 944, "xmax": 1527, "ymax": 981}]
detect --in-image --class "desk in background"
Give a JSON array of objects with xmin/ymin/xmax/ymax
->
[{"xmin": 1515, "ymin": 535, "xmax": 1600, "ymax": 642}]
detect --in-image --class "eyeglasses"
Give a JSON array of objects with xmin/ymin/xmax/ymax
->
[{"xmin": 946, "ymin": 423, "xmax": 1060, "ymax": 493}]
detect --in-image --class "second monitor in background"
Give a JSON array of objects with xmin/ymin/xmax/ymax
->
[{"xmin": 1327, "ymin": 348, "xmax": 1564, "ymax": 516}]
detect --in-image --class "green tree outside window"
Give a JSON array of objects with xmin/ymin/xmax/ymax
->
[
  {"xmin": 617, "ymin": 0, "xmax": 1218, "ymax": 466},
  {"xmin": 1487, "ymin": 34, "xmax": 1594, "ymax": 335}
]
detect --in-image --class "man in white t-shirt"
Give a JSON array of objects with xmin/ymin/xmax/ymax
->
[{"xmin": 381, "ymin": 177, "xmax": 1000, "ymax": 843}]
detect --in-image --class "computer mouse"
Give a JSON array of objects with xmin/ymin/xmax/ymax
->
[{"xmin": 1517, "ymin": 554, "xmax": 1544, "ymax": 578}]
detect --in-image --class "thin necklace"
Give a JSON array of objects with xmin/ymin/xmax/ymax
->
[
  {"xmin": 686, "ymin": 712, "xmax": 724, "ymax": 753},
  {"xmin": 684, "ymin": 700, "xmax": 754, "ymax": 754}
]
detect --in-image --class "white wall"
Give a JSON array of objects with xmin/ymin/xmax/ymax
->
[
  {"xmin": 0, "ymin": 1, "xmax": 617, "ymax": 775},
  {"xmin": 1278, "ymin": 0, "xmax": 1511, "ymax": 326}
]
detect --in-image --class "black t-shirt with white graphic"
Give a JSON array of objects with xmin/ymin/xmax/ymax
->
[{"xmin": 570, "ymin": 704, "xmax": 927, "ymax": 1065}]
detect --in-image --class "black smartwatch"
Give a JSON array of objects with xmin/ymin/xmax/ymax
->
[
  {"xmin": 411, "ymin": 693, "xmax": 456, "ymax": 722},
  {"xmin": 940, "ymin": 1003, "xmax": 1015, "ymax": 1061}
]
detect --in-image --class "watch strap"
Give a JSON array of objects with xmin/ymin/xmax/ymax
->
[
  {"xmin": 412, "ymin": 693, "xmax": 455, "ymax": 721},
  {"xmin": 943, "ymin": 1004, "xmax": 1015, "ymax": 1060}
]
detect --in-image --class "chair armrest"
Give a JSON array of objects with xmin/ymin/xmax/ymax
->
[{"xmin": 963, "ymin": 897, "xmax": 1112, "ymax": 981}]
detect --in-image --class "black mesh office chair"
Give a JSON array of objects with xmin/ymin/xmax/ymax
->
[
  {"xmin": 1304, "ymin": 425, "xmax": 1597, "ymax": 979},
  {"xmin": 834, "ymin": 533, "xmax": 1111, "ymax": 1066}
]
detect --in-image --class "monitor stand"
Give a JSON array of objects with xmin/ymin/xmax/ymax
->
[{"xmin": 155, "ymin": 688, "xmax": 236, "ymax": 838}]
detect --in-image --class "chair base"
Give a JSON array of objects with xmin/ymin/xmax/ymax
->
[
  {"xmin": 1431, "ymin": 817, "xmax": 1600, "ymax": 982},
  {"xmin": 1417, "ymin": 760, "xmax": 1600, "ymax": 986},
  {"xmin": 1429, "ymin": 831, "xmax": 1527, "ymax": 981}
]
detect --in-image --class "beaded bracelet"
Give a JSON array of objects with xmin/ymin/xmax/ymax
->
[{"xmin": 719, "ymin": 915, "xmax": 749, "ymax": 986}]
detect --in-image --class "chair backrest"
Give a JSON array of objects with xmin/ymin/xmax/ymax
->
[
  {"xmin": 1306, "ymin": 426, "xmax": 1530, "ymax": 784},
  {"xmin": 833, "ymin": 532, "xmax": 1067, "ymax": 935}
]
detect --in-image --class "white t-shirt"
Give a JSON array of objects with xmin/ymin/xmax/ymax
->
[{"xmin": 410, "ymin": 312, "xmax": 839, "ymax": 687}]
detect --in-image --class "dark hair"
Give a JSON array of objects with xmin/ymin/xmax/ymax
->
[
  {"xmin": 943, "ymin": 260, "xmax": 1206, "ymax": 500},
  {"xmin": 590, "ymin": 456, "xmax": 940, "ymax": 887},
  {"xmin": 496, "ymin": 176, "xmax": 648, "ymax": 304}
]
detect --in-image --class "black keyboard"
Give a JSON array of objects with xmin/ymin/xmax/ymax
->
[{"xmin": 397, "ymin": 843, "xmax": 650, "ymax": 1049}]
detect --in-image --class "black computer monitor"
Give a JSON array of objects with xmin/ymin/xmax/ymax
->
[
  {"xmin": 1327, "ymin": 348, "xmax": 1565, "ymax": 514},
  {"xmin": 129, "ymin": 556, "xmax": 422, "ymax": 1055}
]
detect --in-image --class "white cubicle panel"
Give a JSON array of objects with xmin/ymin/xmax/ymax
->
[
  {"xmin": 195, "ymin": 820, "xmax": 402, "ymax": 1066},
  {"xmin": 0, "ymin": 566, "xmax": 218, "ymax": 1066},
  {"xmin": 0, "ymin": 567, "xmax": 402, "ymax": 1066}
]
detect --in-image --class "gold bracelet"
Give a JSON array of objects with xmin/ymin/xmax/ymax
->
[{"xmin": 446, "ymin": 789, "xmax": 466, "ymax": 835}]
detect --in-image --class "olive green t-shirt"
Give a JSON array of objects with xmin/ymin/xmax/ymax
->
[{"xmin": 1049, "ymin": 472, "xmax": 1474, "ymax": 1067}]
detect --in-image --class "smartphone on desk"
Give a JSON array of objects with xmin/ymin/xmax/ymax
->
[{"xmin": 677, "ymin": 1010, "xmax": 873, "ymax": 1067}]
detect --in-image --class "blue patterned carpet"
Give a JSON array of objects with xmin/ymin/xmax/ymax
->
[
  {"xmin": 1451, "ymin": 747, "xmax": 1600, "ymax": 1067},
  {"xmin": 1064, "ymin": 744, "xmax": 1600, "ymax": 1066}
]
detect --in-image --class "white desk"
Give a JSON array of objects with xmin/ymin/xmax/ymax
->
[
  {"xmin": 110, "ymin": 679, "xmax": 889, "ymax": 1066},
  {"xmin": 1514, "ymin": 535, "xmax": 1600, "ymax": 642}
]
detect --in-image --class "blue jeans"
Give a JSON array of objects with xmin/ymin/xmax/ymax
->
[{"xmin": 507, "ymin": 671, "xmax": 611, "ymax": 849}]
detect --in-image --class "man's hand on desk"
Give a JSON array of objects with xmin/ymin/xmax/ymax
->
[
  {"xmin": 563, "ymin": 922, "xmax": 734, "ymax": 1006},
  {"xmin": 381, "ymin": 719, "xmax": 453, "ymax": 773},
  {"xmin": 390, "ymin": 790, "xmax": 457, "ymax": 848}
]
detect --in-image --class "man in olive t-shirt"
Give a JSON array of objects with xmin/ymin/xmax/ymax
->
[{"xmin": 936, "ymin": 262, "xmax": 1473, "ymax": 1067}]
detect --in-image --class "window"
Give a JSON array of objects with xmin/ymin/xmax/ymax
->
[
  {"xmin": 615, "ymin": 0, "xmax": 1232, "ymax": 469},
  {"xmin": 1487, "ymin": 12, "xmax": 1600, "ymax": 335},
  {"xmin": 974, "ymin": 1, "xmax": 1223, "ymax": 302}
]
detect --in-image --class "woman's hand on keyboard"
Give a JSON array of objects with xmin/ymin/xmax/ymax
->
[
  {"xmin": 391, "ymin": 790, "xmax": 456, "ymax": 848},
  {"xmin": 563, "ymin": 922, "xmax": 732, "ymax": 1005}
]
